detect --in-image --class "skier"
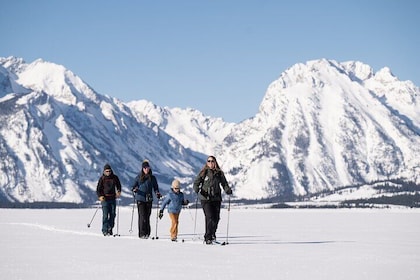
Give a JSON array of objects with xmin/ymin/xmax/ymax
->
[
  {"xmin": 131, "ymin": 160, "xmax": 162, "ymax": 239},
  {"xmin": 96, "ymin": 163, "xmax": 122, "ymax": 236},
  {"xmin": 193, "ymin": 156, "xmax": 232, "ymax": 244},
  {"xmin": 159, "ymin": 179, "xmax": 189, "ymax": 241}
]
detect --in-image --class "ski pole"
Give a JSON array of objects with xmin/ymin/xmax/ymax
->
[
  {"xmin": 87, "ymin": 203, "xmax": 100, "ymax": 228},
  {"xmin": 129, "ymin": 194, "xmax": 135, "ymax": 233},
  {"xmin": 193, "ymin": 193, "xmax": 199, "ymax": 240},
  {"xmin": 152, "ymin": 197, "xmax": 160, "ymax": 239},
  {"xmin": 114, "ymin": 198, "xmax": 120, "ymax": 236},
  {"xmin": 224, "ymin": 195, "xmax": 231, "ymax": 245}
]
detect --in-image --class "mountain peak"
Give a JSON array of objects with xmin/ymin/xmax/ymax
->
[
  {"xmin": 374, "ymin": 67, "xmax": 398, "ymax": 83},
  {"xmin": 1, "ymin": 56, "xmax": 418, "ymax": 203},
  {"xmin": 3, "ymin": 58, "xmax": 101, "ymax": 106}
]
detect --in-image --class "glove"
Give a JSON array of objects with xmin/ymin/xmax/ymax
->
[
  {"xmin": 226, "ymin": 189, "xmax": 232, "ymax": 195},
  {"xmin": 116, "ymin": 192, "xmax": 121, "ymax": 198},
  {"xmin": 158, "ymin": 210, "xmax": 163, "ymax": 219},
  {"xmin": 99, "ymin": 196, "xmax": 105, "ymax": 202},
  {"xmin": 156, "ymin": 192, "xmax": 162, "ymax": 199}
]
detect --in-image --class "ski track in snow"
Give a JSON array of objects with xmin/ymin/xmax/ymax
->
[{"xmin": 1, "ymin": 208, "xmax": 420, "ymax": 280}]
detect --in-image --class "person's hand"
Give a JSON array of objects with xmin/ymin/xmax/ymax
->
[
  {"xmin": 132, "ymin": 187, "xmax": 138, "ymax": 193},
  {"xmin": 156, "ymin": 192, "xmax": 162, "ymax": 199},
  {"xmin": 99, "ymin": 196, "xmax": 105, "ymax": 202},
  {"xmin": 158, "ymin": 210, "xmax": 163, "ymax": 219},
  {"xmin": 226, "ymin": 189, "xmax": 232, "ymax": 195},
  {"xmin": 116, "ymin": 192, "xmax": 121, "ymax": 198}
]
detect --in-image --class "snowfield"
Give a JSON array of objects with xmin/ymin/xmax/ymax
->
[{"xmin": 1, "ymin": 206, "xmax": 419, "ymax": 280}]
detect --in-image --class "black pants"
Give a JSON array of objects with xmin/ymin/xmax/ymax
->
[
  {"xmin": 137, "ymin": 201, "xmax": 153, "ymax": 238},
  {"xmin": 201, "ymin": 200, "xmax": 221, "ymax": 241}
]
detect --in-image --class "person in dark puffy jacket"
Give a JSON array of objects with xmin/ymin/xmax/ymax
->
[
  {"xmin": 96, "ymin": 163, "xmax": 122, "ymax": 236},
  {"xmin": 131, "ymin": 160, "xmax": 162, "ymax": 239},
  {"xmin": 159, "ymin": 179, "xmax": 189, "ymax": 241},
  {"xmin": 193, "ymin": 155, "xmax": 232, "ymax": 244}
]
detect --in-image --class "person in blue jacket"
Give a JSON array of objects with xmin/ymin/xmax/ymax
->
[
  {"xmin": 131, "ymin": 160, "xmax": 162, "ymax": 239},
  {"xmin": 159, "ymin": 179, "xmax": 189, "ymax": 241}
]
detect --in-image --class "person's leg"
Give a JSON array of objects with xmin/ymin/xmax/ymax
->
[
  {"xmin": 108, "ymin": 199, "xmax": 116, "ymax": 235},
  {"xmin": 144, "ymin": 202, "xmax": 153, "ymax": 237},
  {"xmin": 169, "ymin": 213, "xmax": 179, "ymax": 240},
  {"xmin": 201, "ymin": 200, "xmax": 213, "ymax": 242},
  {"xmin": 211, "ymin": 201, "xmax": 221, "ymax": 240},
  {"xmin": 101, "ymin": 201, "xmax": 110, "ymax": 235},
  {"xmin": 137, "ymin": 201, "xmax": 147, "ymax": 238}
]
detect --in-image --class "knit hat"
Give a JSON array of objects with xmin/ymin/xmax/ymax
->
[
  {"xmin": 171, "ymin": 179, "xmax": 180, "ymax": 189},
  {"xmin": 142, "ymin": 160, "xmax": 150, "ymax": 168},
  {"xmin": 103, "ymin": 163, "xmax": 112, "ymax": 170}
]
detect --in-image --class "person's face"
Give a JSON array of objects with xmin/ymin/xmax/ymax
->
[
  {"xmin": 173, "ymin": 186, "xmax": 180, "ymax": 192},
  {"xmin": 104, "ymin": 169, "xmax": 112, "ymax": 176},
  {"xmin": 206, "ymin": 158, "xmax": 216, "ymax": 168},
  {"xmin": 143, "ymin": 166, "xmax": 150, "ymax": 174}
]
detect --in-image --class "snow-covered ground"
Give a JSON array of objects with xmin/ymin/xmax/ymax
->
[{"xmin": 1, "ymin": 206, "xmax": 419, "ymax": 280}]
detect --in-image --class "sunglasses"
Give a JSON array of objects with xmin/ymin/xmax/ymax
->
[
  {"xmin": 104, "ymin": 170, "xmax": 111, "ymax": 173},
  {"xmin": 173, "ymin": 188, "xmax": 180, "ymax": 190},
  {"xmin": 207, "ymin": 160, "xmax": 215, "ymax": 163}
]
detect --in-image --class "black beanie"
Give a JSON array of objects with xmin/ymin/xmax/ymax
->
[
  {"xmin": 104, "ymin": 163, "xmax": 112, "ymax": 170},
  {"xmin": 142, "ymin": 161, "xmax": 150, "ymax": 168}
]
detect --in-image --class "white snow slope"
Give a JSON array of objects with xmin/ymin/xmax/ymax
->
[{"xmin": 1, "ymin": 206, "xmax": 419, "ymax": 280}]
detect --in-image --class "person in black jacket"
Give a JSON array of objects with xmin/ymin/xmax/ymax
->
[
  {"xmin": 193, "ymin": 155, "xmax": 232, "ymax": 244},
  {"xmin": 131, "ymin": 160, "xmax": 162, "ymax": 239},
  {"xmin": 96, "ymin": 163, "xmax": 122, "ymax": 236}
]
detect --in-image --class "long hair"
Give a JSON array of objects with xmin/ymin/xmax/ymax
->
[
  {"xmin": 199, "ymin": 155, "xmax": 222, "ymax": 177},
  {"xmin": 140, "ymin": 167, "xmax": 153, "ymax": 181}
]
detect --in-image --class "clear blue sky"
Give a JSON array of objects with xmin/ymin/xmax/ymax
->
[{"xmin": 1, "ymin": 0, "xmax": 419, "ymax": 123}]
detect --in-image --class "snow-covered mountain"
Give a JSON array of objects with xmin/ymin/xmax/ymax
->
[
  {"xmin": 0, "ymin": 56, "xmax": 419, "ymax": 204},
  {"xmin": 218, "ymin": 59, "xmax": 420, "ymax": 199},
  {"xmin": 0, "ymin": 57, "xmax": 202, "ymax": 204}
]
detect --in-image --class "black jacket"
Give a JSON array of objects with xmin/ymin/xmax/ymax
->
[
  {"xmin": 193, "ymin": 168, "xmax": 231, "ymax": 201},
  {"xmin": 96, "ymin": 172, "xmax": 122, "ymax": 201}
]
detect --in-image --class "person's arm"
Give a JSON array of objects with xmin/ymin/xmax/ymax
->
[
  {"xmin": 181, "ymin": 193, "xmax": 189, "ymax": 205},
  {"xmin": 115, "ymin": 176, "xmax": 122, "ymax": 197},
  {"xmin": 160, "ymin": 196, "xmax": 169, "ymax": 211},
  {"xmin": 159, "ymin": 196, "xmax": 169, "ymax": 219},
  {"xmin": 220, "ymin": 172, "xmax": 232, "ymax": 195},
  {"xmin": 193, "ymin": 172, "xmax": 204, "ymax": 193},
  {"xmin": 96, "ymin": 177, "xmax": 105, "ymax": 201},
  {"xmin": 131, "ymin": 176, "xmax": 139, "ymax": 193},
  {"xmin": 151, "ymin": 176, "xmax": 162, "ymax": 198}
]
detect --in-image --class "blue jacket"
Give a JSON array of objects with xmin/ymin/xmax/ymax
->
[
  {"xmin": 131, "ymin": 174, "xmax": 159, "ymax": 202},
  {"xmin": 160, "ymin": 190, "xmax": 187, "ymax": 214}
]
